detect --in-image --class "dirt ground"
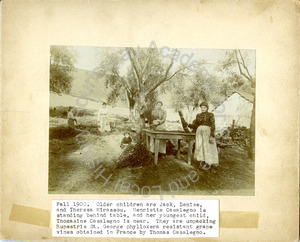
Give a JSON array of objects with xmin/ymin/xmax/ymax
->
[{"xmin": 49, "ymin": 117, "xmax": 255, "ymax": 196}]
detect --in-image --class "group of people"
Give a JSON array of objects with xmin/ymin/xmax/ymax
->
[
  {"xmin": 147, "ymin": 101, "xmax": 219, "ymax": 169},
  {"xmin": 67, "ymin": 100, "xmax": 219, "ymax": 169}
]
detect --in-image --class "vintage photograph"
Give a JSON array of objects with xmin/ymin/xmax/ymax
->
[{"xmin": 49, "ymin": 45, "xmax": 255, "ymax": 196}]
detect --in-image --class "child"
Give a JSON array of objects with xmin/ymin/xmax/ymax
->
[{"xmin": 120, "ymin": 131, "xmax": 133, "ymax": 149}]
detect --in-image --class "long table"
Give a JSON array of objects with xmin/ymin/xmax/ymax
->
[{"xmin": 143, "ymin": 129, "xmax": 195, "ymax": 165}]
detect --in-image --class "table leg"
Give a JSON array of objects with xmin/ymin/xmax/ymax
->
[
  {"xmin": 154, "ymin": 138, "xmax": 159, "ymax": 165},
  {"xmin": 188, "ymin": 140, "xmax": 193, "ymax": 165},
  {"xmin": 177, "ymin": 139, "xmax": 181, "ymax": 158},
  {"xmin": 146, "ymin": 135, "xmax": 149, "ymax": 150}
]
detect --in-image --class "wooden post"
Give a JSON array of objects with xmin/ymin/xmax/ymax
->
[
  {"xmin": 232, "ymin": 119, "xmax": 235, "ymax": 129},
  {"xmin": 188, "ymin": 140, "xmax": 193, "ymax": 165},
  {"xmin": 177, "ymin": 139, "xmax": 181, "ymax": 158},
  {"xmin": 146, "ymin": 134, "xmax": 149, "ymax": 150},
  {"xmin": 154, "ymin": 138, "xmax": 159, "ymax": 165}
]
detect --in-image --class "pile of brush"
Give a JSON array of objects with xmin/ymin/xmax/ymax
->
[{"xmin": 116, "ymin": 142, "xmax": 154, "ymax": 168}]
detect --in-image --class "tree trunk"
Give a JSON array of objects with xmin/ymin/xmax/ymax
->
[
  {"xmin": 127, "ymin": 92, "xmax": 136, "ymax": 122},
  {"xmin": 129, "ymin": 107, "xmax": 134, "ymax": 122},
  {"xmin": 128, "ymin": 102, "xmax": 135, "ymax": 121},
  {"xmin": 248, "ymin": 96, "xmax": 255, "ymax": 160},
  {"xmin": 136, "ymin": 92, "xmax": 147, "ymax": 143}
]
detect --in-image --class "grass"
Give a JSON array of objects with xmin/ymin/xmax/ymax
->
[{"xmin": 48, "ymin": 117, "xmax": 255, "ymax": 195}]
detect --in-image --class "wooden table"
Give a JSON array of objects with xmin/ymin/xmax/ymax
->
[{"xmin": 143, "ymin": 129, "xmax": 195, "ymax": 165}]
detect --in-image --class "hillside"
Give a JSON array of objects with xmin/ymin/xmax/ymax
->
[
  {"xmin": 70, "ymin": 68, "xmax": 109, "ymax": 103},
  {"xmin": 71, "ymin": 68, "xmax": 175, "ymax": 109},
  {"xmin": 50, "ymin": 67, "xmax": 190, "ymax": 122}
]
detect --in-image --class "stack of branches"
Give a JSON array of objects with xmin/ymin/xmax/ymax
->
[
  {"xmin": 116, "ymin": 143, "xmax": 154, "ymax": 168},
  {"xmin": 229, "ymin": 126, "xmax": 250, "ymax": 147}
]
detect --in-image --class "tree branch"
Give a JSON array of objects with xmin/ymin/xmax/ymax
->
[
  {"xmin": 129, "ymin": 48, "xmax": 145, "ymax": 88},
  {"xmin": 129, "ymin": 48, "xmax": 142, "ymax": 71},
  {"xmin": 238, "ymin": 50, "xmax": 253, "ymax": 83},
  {"xmin": 234, "ymin": 50, "xmax": 252, "ymax": 82},
  {"xmin": 141, "ymin": 54, "xmax": 151, "ymax": 77},
  {"xmin": 163, "ymin": 49, "xmax": 177, "ymax": 79},
  {"xmin": 131, "ymin": 66, "xmax": 140, "ymax": 90},
  {"xmin": 111, "ymin": 68, "xmax": 132, "ymax": 94},
  {"xmin": 146, "ymin": 49, "xmax": 178, "ymax": 96},
  {"xmin": 165, "ymin": 66, "xmax": 188, "ymax": 81},
  {"xmin": 114, "ymin": 73, "xmax": 132, "ymax": 94},
  {"xmin": 126, "ymin": 48, "xmax": 140, "ymax": 87}
]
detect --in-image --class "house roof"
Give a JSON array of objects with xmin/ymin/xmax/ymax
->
[
  {"xmin": 212, "ymin": 90, "xmax": 254, "ymax": 112},
  {"xmin": 234, "ymin": 90, "xmax": 255, "ymax": 103}
]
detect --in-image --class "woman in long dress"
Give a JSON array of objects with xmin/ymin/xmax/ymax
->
[
  {"xmin": 188, "ymin": 102, "xmax": 219, "ymax": 171},
  {"xmin": 98, "ymin": 102, "xmax": 111, "ymax": 133},
  {"xmin": 150, "ymin": 101, "xmax": 167, "ymax": 156},
  {"xmin": 67, "ymin": 107, "xmax": 77, "ymax": 129}
]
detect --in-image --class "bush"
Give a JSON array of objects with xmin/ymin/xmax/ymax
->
[
  {"xmin": 49, "ymin": 106, "xmax": 95, "ymax": 118},
  {"xmin": 229, "ymin": 126, "xmax": 250, "ymax": 147},
  {"xmin": 116, "ymin": 143, "xmax": 154, "ymax": 168}
]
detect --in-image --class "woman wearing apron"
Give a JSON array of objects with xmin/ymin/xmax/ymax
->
[
  {"xmin": 189, "ymin": 102, "xmax": 219, "ymax": 172},
  {"xmin": 150, "ymin": 101, "xmax": 167, "ymax": 157}
]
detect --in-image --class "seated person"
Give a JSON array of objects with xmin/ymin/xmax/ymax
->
[
  {"xmin": 120, "ymin": 131, "xmax": 133, "ymax": 149},
  {"xmin": 149, "ymin": 101, "xmax": 167, "ymax": 158}
]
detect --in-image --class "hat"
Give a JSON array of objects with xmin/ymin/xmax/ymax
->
[{"xmin": 200, "ymin": 102, "xmax": 208, "ymax": 109}]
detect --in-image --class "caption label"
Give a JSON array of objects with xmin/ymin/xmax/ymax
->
[{"xmin": 52, "ymin": 200, "xmax": 219, "ymax": 238}]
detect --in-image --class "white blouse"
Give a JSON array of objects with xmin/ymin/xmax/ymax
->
[{"xmin": 98, "ymin": 108, "xmax": 109, "ymax": 121}]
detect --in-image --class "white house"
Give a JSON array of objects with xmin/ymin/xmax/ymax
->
[{"xmin": 212, "ymin": 92, "xmax": 254, "ymax": 131}]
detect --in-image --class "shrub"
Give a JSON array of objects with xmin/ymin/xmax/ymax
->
[{"xmin": 49, "ymin": 106, "xmax": 95, "ymax": 118}]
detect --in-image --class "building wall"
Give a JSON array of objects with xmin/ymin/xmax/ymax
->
[{"xmin": 213, "ymin": 93, "xmax": 253, "ymax": 131}]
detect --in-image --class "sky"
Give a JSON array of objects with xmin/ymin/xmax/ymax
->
[
  {"xmin": 72, "ymin": 45, "xmax": 256, "ymax": 78},
  {"xmin": 73, "ymin": 46, "xmax": 99, "ymax": 71},
  {"xmin": 67, "ymin": 45, "xmax": 255, "ymax": 109}
]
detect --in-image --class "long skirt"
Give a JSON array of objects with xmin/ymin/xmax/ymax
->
[
  {"xmin": 98, "ymin": 115, "xmax": 111, "ymax": 132},
  {"xmin": 149, "ymin": 123, "xmax": 166, "ymax": 154},
  {"xmin": 150, "ymin": 138, "xmax": 166, "ymax": 154},
  {"xmin": 194, "ymin": 126, "xmax": 219, "ymax": 165}
]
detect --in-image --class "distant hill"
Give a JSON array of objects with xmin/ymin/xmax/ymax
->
[
  {"xmin": 70, "ymin": 68, "xmax": 129, "ymax": 108},
  {"xmin": 70, "ymin": 68, "xmax": 108, "ymax": 102},
  {"xmin": 70, "ymin": 67, "xmax": 178, "ymax": 109},
  {"xmin": 50, "ymin": 67, "xmax": 183, "ymax": 121}
]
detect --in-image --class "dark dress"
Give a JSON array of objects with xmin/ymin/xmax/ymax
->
[
  {"xmin": 188, "ymin": 111, "xmax": 215, "ymax": 136},
  {"xmin": 67, "ymin": 111, "xmax": 77, "ymax": 129},
  {"xmin": 120, "ymin": 136, "xmax": 132, "ymax": 149}
]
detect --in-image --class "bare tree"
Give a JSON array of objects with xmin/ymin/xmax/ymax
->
[{"xmin": 219, "ymin": 50, "xmax": 256, "ymax": 159}]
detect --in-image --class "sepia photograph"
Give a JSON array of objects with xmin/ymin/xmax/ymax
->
[
  {"xmin": 2, "ymin": 0, "xmax": 299, "ymax": 240},
  {"xmin": 49, "ymin": 44, "xmax": 255, "ymax": 196}
]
